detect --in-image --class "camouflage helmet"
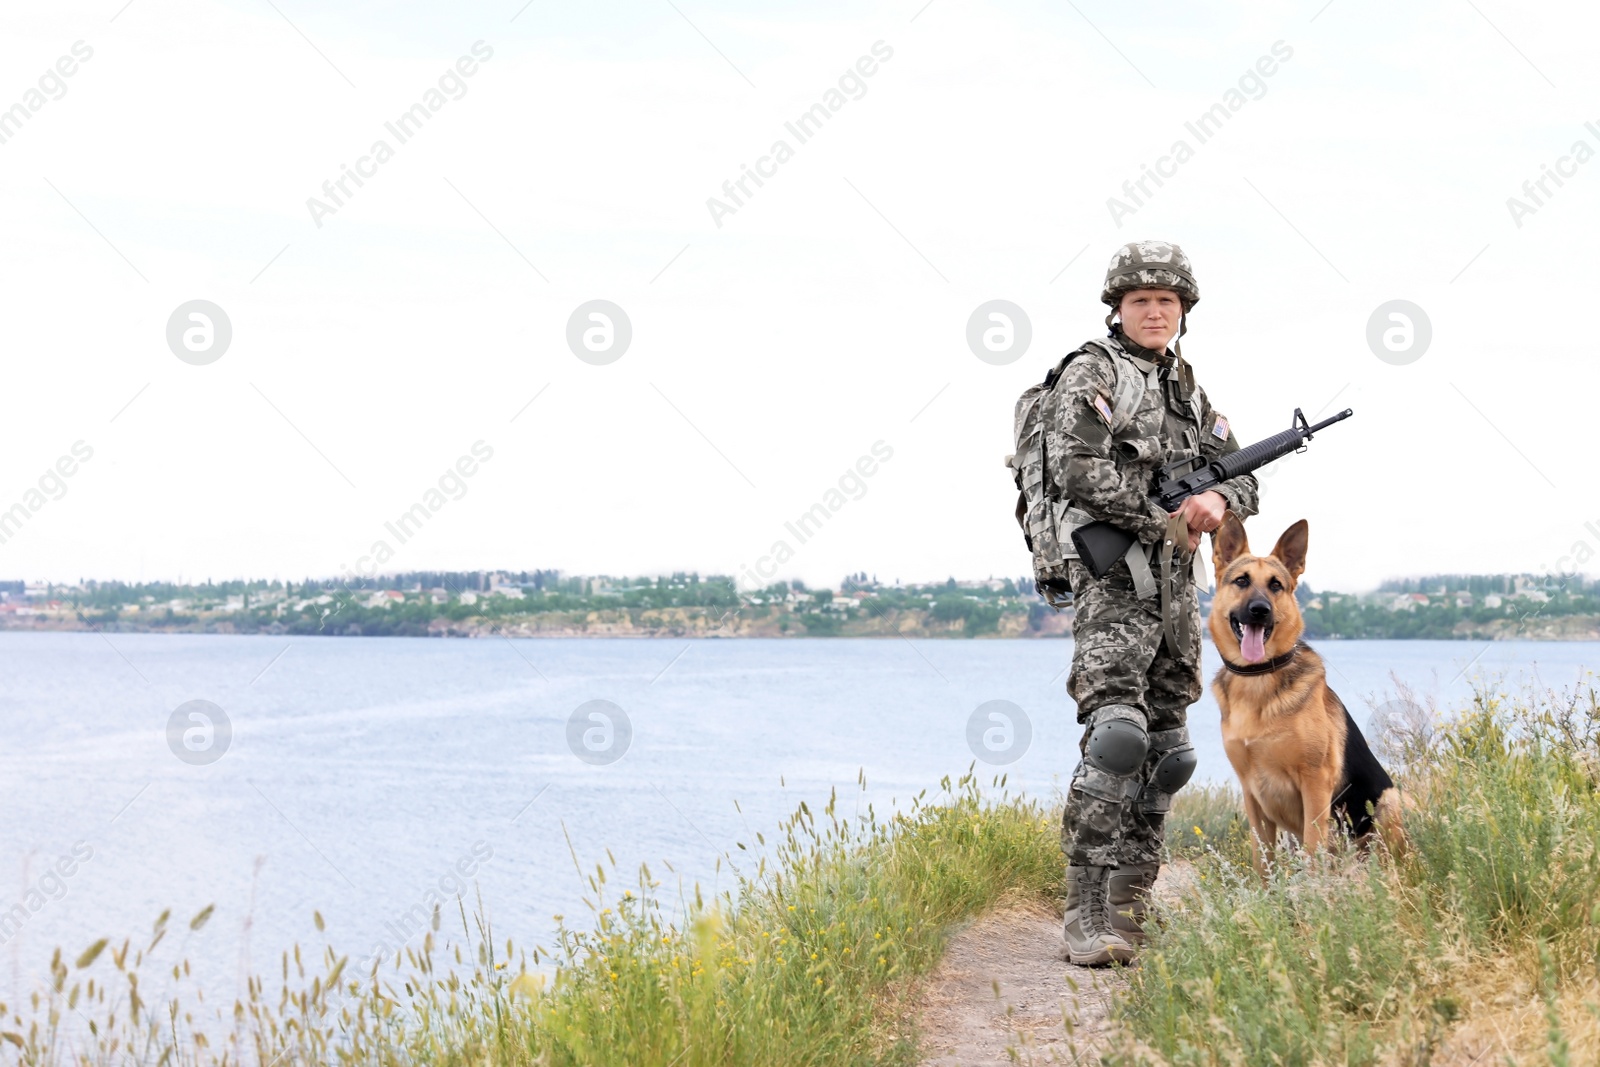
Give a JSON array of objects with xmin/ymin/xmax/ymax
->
[{"xmin": 1100, "ymin": 241, "xmax": 1200, "ymax": 311}]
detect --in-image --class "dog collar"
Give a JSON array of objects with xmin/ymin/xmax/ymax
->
[{"xmin": 1222, "ymin": 644, "xmax": 1301, "ymax": 675}]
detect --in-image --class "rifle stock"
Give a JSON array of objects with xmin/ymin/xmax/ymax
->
[{"xmin": 1070, "ymin": 521, "xmax": 1138, "ymax": 580}]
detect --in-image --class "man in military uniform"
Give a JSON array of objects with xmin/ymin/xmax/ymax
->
[{"xmin": 1051, "ymin": 242, "xmax": 1259, "ymax": 965}]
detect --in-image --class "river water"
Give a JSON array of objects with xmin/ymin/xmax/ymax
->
[{"xmin": 1, "ymin": 632, "xmax": 1592, "ymax": 1008}]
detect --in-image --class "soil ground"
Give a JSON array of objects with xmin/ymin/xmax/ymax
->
[{"xmin": 913, "ymin": 866, "xmax": 1193, "ymax": 1065}]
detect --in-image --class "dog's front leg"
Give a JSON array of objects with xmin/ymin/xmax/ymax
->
[
  {"xmin": 1299, "ymin": 781, "xmax": 1335, "ymax": 857},
  {"xmin": 1242, "ymin": 791, "xmax": 1278, "ymax": 880}
]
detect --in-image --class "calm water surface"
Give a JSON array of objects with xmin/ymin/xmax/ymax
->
[{"xmin": 1, "ymin": 633, "xmax": 1593, "ymax": 1004}]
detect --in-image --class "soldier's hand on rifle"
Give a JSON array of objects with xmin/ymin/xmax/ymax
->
[{"xmin": 1171, "ymin": 490, "xmax": 1227, "ymax": 554}]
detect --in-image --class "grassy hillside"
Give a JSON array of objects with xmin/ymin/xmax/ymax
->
[
  {"xmin": 3, "ymin": 772, "xmax": 1062, "ymax": 1066},
  {"xmin": 10, "ymin": 686, "xmax": 1599, "ymax": 1064},
  {"xmin": 1115, "ymin": 686, "xmax": 1600, "ymax": 1065}
]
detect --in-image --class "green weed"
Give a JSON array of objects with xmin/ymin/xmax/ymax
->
[
  {"xmin": 3, "ymin": 769, "xmax": 1063, "ymax": 1067},
  {"xmin": 1168, "ymin": 783, "xmax": 1252, "ymax": 864},
  {"xmin": 1114, "ymin": 685, "xmax": 1600, "ymax": 1066}
]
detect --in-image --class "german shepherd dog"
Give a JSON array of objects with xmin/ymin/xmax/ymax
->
[{"xmin": 1208, "ymin": 514, "xmax": 1404, "ymax": 873}]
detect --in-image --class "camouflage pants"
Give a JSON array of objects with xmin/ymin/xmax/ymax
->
[{"xmin": 1060, "ymin": 552, "xmax": 1202, "ymax": 867}]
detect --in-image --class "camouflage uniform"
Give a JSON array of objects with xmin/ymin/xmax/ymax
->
[{"xmin": 1051, "ymin": 243, "xmax": 1259, "ymax": 870}]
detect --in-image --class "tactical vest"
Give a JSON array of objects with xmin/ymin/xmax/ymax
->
[{"xmin": 1008, "ymin": 336, "xmax": 1205, "ymax": 609}]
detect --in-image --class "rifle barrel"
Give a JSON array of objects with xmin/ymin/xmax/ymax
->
[
  {"xmin": 1306, "ymin": 408, "xmax": 1354, "ymax": 435},
  {"xmin": 1210, "ymin": 407, "xmax": 1355, "ymax": 483},
  {"xmin": 1152, "ymin": 406, "xmax": 1355, "ymax": 510}
]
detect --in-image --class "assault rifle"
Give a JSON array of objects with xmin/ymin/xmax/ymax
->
[{"xmin": 1070, "ymin": 407, "xmax": 1355, "ymax": 579}]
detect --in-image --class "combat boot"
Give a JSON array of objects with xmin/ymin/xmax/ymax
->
[
  {"xmin": 1107, "ymin": 861, "xmax": 1160, "ymax": 943},
  {"xmin": 1061, "ymin": 865, "xmax": 1137, "ymax": 966}
]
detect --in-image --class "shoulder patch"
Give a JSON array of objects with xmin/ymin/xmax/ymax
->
[
  {"xmin": 1211, "ymin": 415, "xmax": 1229, "ymax": 441},
  {"xmin": 1093, "ymin": 394, "xmax": 1114, "ymax": 426}
]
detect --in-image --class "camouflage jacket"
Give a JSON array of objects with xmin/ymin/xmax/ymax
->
[{"xmin": 1044, "ymin": 328, "xmax": 1259, "ymax": 547}]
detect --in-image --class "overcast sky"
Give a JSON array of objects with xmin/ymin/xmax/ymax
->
[{"xmin": 1, "ymin": 0, "xmax": 1596, "ymax": 593}]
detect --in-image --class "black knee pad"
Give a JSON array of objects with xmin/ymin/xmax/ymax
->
[
  {"xmin": 1086, "ymin": 704, "xmax": 1149, "ymax": 777},
  {"xmin": 1148, "ymin": 727, "xmax": 1197, "ymax": 792}
]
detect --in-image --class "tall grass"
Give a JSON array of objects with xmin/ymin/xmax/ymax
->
[
  {"xmin": 1115, "ymin": 685, "xmax": 1600, "ymax": 1066},
  {"xmin": 2, "ymin": 770, "xmax": 1062, "ymax": 1067},
  {"xmin": 17, "ymin": 689, "xmax": 1597, "ymax": 1065},
  {"xmin": 1166, "ymin": 783, "xmax": 1252, "ymax": 863}
]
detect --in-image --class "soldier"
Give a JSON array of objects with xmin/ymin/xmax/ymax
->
[{"xmin": 1050, "ymin": 242, "xmax": 1259, "ymax": 965}]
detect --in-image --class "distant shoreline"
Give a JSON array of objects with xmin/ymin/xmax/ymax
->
[
  {"xmin": 1, "ymin": 617, "xmax": 1596, "ymax": 641},
  {"xmin": 5, "ymin": 571, "xmax": 1596, "ymax": 641}
]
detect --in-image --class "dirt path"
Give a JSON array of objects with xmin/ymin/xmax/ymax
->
[{"xmin": 913, "ymin": 866, "xmax": 1191, "ymax": 1065}]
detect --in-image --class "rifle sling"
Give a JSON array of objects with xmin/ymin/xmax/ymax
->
[
  {"xmin": 1158, "ymin": 510, "xmax": 1193, "ymax": 664},
  {"xmin": 1123, "ymin": 539, "xmax": 1157, "ymax": 599}
]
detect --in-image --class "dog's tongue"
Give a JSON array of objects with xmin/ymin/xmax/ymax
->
[{"xmin": 1240, "ymin": 624, "xmax": 1267, "ymax": 663}]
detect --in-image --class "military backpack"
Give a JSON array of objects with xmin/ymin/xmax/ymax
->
[{"xmin": 1006, "ymin": 338, "xmax": 1144, "ymax": 609}]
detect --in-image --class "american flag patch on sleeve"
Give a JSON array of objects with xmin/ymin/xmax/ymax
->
[{"xmin": 1212, "ymin": 416, "xmax": 1229, "ymax": 440}]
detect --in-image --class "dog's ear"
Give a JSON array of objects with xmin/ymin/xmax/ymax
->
[
  {"xmin": 1269, "ymin": 519, "xmax": 1309, "ymax": 581},
  {"xmin": 1212, "ymin": 511, "xmax": 1250, "ymax": 578}
]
